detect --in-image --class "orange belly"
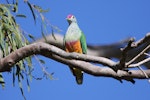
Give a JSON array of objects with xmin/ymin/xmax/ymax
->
[{"xmin": 65, "ymin": 40, "xmax": 83, "ymax": 53}]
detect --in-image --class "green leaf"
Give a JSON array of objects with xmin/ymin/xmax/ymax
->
[
  {"xmin": 16, "ymin": 65, "xmax": 21, "ymax": 75},
  {"xmin": 25, "ymin": 56, "xmax": 33, "ymax": 82},
  {"xmin": 5, "ymin": 41, "xmax": 9, "ymax": 56},
  {"xmin": 20, "ymin": 73, "xmax": 24, "ymax": 80},
  {"xmin": 48, "ymin": 73, "xmax": 54, "ymax": 80},
  {"xmin": 18, "ymin": 75, "xmax": 26, "ymax": 100},
  {"xmin": 12, "ymin": 3, "xmax": 18, "ymax": 12},
  {"xmin": 51, "ymin": 28, "xmax": 56, "ymax": 40},
  {"xmin": 16, "ymin": 14, "xmax": 26, "ymax": 18},
  {"xmin": 0, "ymin": 29, "xmax": 5, "ymax": 57},
  {"xmin": 26, "ymin": 77, "xmax": 30, "ymax": 92},
  {"xmin": 41, "ymin": 24, "xmax": 48, "ymax": 42},
  {"xmin": 0, "ymin": 73, "xmax": 5, "ymax": 88},
  {"xmin": 12, "ymin": 67, "xmax": 15, "ymax": 87},
  {"xmin": 33, "ymin": 5, "xmax": 49, "ymax": 13},
  {"xmin": 39, "ymin": 59, "xmax": 45, "ymax": 64},
  {"xmin": 28, "ymin": 34, "xmax": 35, "ymax": 41},
  {"xmin": 26, "ymin": 57, "xmax": 32, "ymax": 67},
  {"xmin": 26, "ymin": 1, "xmax": 36, "ymax": 24},
  {"xmin": 29, "ymin": 73, "xmax": 33, "ymax": 82}
]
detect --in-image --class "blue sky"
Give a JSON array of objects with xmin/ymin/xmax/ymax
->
[{"xmin": 1, "ymin": 0, "xmax": 150, "ymax": 100}]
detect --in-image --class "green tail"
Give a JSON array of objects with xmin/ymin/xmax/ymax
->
[
  {"xmin": 70, "ymin": 66, "xmax": 83, "ymax": 85},
  {"xmin": 75, "ymin": 72, "xmax": 83, "ymax": 84}
]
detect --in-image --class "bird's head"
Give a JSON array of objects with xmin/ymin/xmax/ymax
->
[{"xmin": 66, "ymin": 14, "xmax": 77, "ymax": 24}]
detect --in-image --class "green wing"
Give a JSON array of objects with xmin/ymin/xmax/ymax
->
[
  {"xmin": 80, "ymin": 32, "xmax": 87, "ymax": 54},
  {"xmin": 63, "ymin": 35, "xmax": 66, "ymax": 49}
]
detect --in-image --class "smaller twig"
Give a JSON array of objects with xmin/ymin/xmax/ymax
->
[
  {"xmin": 131, "ymin": 32, "xmax": 150, "ymax": 47},
  {"xmin": 117, "ymin": 33, "xmax": 150, "ymax": 70},
  {"xmin": 136, "ymin": 65, "xmax": 150, "ymax": 85},
  {"xmin": 22, "ymin": 68, "xmax": 43, "ymax": 80},
  {"xmin": 34, "ymin": 55, "xmax": 54, "ymax": 79},
  {"xmin": 137, "ymin": 66, "xmax": 149, "ymax": 79},
  {"xmin": 117, "ymin": 38, "xmax": 135, "ymax": 70},
  {"xmin": 144, "ymin": 53, "xmax": 150, "ymax": 56},
  {"xmin": 128, "ymin": 57, "xmax": 150, "ymax": 68},
  {"xmin": 126, "ymin": 44, "xmax": 150, "ymax": 66}
]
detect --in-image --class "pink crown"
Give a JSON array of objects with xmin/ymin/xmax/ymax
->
[{"xmin": 67, "ymin": 14, "xmax": 73, "ymax": 19}]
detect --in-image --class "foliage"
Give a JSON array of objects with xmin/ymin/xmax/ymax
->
[
  {"xmin": 0, "ymin": 0, "xmax": 52, "ymax": 99},
  {"xmin": 0, "ymin": 1, "xmax": 31, "ymax": 98}
]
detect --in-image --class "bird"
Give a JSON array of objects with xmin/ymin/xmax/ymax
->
[{"xmin": 64, "ymin": 14, "xmax": 87, "ymax": 84}]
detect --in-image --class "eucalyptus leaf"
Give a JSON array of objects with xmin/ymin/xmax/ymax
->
[
  {"xmin": 28, "ymin": 34, "xmax": 35, "ymax": 41},
  {"xmin": 16, "ymin": 14, "xmax": 26, "ymax": 18},
  {"xmin": 26, "ymin": 1, "xmax": 36, "ymax": 24},
  {"xmin": 39, "ymin": 59, "xmax": 45, "ymax": 64},
  {"xmin": 0, "ymin": 73, "xmax": 5, "ymax": 88}
]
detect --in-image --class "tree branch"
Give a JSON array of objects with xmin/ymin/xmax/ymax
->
[
  {"xmin": 126, "ymin": 44, "xmax": 150, "ymax": 66},
  {"xmin": 35, "ymin": 32, "xmax": 150, "ymax": 69},
  {"xmin": 115, "ymin": 33, "xmax": 150, "ymax": 70},
  {"xmin": 0, "ymin": 42, "xmax": 150, "ymax": 83}
]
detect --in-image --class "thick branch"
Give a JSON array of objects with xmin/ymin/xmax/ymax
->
[
  {"xmin": 35, "ymin": 33, "xmax": 150, "ymax": 69},
  {"xmin": 0, "ymin": 42, "xmax": 150, "ymax": 82}
]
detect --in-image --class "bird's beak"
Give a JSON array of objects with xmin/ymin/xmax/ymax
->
[{"xmin": 66, "ymin": 19, "xmax": 71, "ymax": 24}]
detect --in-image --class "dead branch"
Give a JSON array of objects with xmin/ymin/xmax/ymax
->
[
  {"xmin": 126, "ymin": 44, "xmax": 150, "ymax": 66},
  {"xmin": 117, "ymin": 33, "xmax": 150, "ymax": 69},
  {"xmin": 117, "ymin": 38, "xmax": 135, "ymax": 69}
]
